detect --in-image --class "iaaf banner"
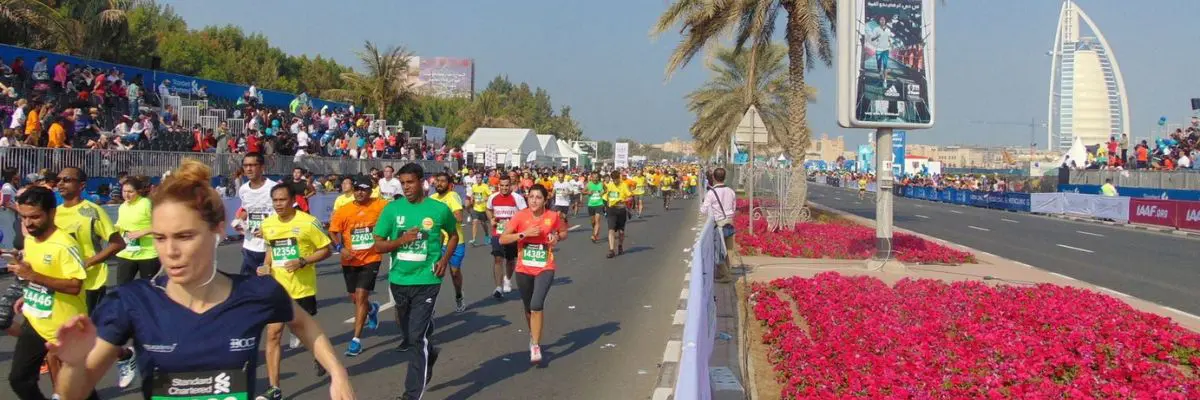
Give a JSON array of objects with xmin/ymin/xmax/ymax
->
[
  {"xmin": 1179, "ymin": 201, "xmax": 1200, "ymax": 231},
  {"xmin": 1128, "ymin": 198, "xmax": 1176, "ymax": 228}
]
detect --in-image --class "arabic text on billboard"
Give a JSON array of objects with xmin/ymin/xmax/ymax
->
[
  {"xmin": 418, "ymin": 57, "xmax": 475, "ymax": 99},
  {"xmin": 855, "ymin": 0, "xmax": 932, "ymax": 126}
]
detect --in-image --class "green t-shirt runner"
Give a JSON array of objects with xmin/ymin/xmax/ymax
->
[
  {"xmin": 373, "ymin": 198, "xmax": 458, "ymax": 286},
  {"xmin": 586, "ymin": 181, "xmax": 605, "ymax": 207}
]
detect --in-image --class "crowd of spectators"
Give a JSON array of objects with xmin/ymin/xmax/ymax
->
[
  {"xmin": 1063, "ymin": 118, "xmax": 1200, "ymax": 171},
  {"xmin": 0, "ymin": 53, "xmax": 463, "ymax": 164}
]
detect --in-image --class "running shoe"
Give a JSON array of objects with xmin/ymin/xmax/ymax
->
[
  {"xmin": 116, "ymin": 351, "xmax": 138, "ymax": 388},
  {"xmin": 468, "ymin": 240, "xmax": 476, "ymax": 247},
  {"xmin": 493, "ymin": 287, "xmax": 503, "ymax": 300},
  {"xmin": 502, "ymin": 278, "xmax": 512, "ymax": 293},
  {"xmin": 530, "ymin": 344, "xmax": 543, "ymax": 365},
  {"xmin": 366, "ymin": 301, "xmax": 380, "ymax": 330},
  {"xmin": 315, "ymin": 360, "xmax": 326, "ymax": 377},
  {"xmin": 289, "ymin": 334, "xmax": 301, "ymax": 349},
  {"xmin": 396, "ymin": 340, "xmax": 411, "ymax": 352},
  {"xmin": 256, "ymin": 386, "xmax": 282, "ymax": 400},
  {"xmin": 607, "ymin": 250, "xmax": 615, "ymax": 259},
  {"xmin": 345, "ymin": 338, "xmax": 363, "ymax": 357},
  {"xmin": 618, "ymin": 245, "xmax": 624, "ymax": 255},
  {"xmin": 455, "ymin": 296, "xmax": 466, "ymax": 313}
]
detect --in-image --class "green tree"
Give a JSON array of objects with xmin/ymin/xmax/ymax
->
[
  {"xmin": 686, "ymin": 44, "xmax": 806, "ymax": 158},
  {"xmin": 654, "ymin": 0, "xmax": 838, "ymax": 203},
  {"xmin": 322, "ymin": 41, "xmax": 414, "ymax": 118}
]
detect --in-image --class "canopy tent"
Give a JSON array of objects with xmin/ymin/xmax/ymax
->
[
  {"xmin": 462, "ymin": 128, "xmax": 543, "ymax": 167},
  {"xmin": 1059, "ymin": 136, "xmax": 1088, "ymax": 168},
  {"xmin": 557, "ymin": 139, "xmax": 580, "ymax": 160},
  {"xmin": 536, "ymin": 134, "xmax": 562, "ymax": 158}
]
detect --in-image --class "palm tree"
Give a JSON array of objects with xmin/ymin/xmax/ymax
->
[
  {"xmin": 687, "ymin": 44, "xmax": 813, "ymax": 158},
  {"xmin": 323, "ymin": 41, "xmax": 414, "ymax": 118},
  {"xmin": 654, "ymin": 0, "xmax": 837, "ymax": 203},
  {"xmin": 0, "ymin": 0, "xmax": 73, "ymax": 50}
]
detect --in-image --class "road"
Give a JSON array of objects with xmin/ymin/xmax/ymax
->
[
  {"xmin": 809, "ymin": 184, "xmax": 1200, "ymax": 316},
  {"xmin": 0, "ymin": 198, "xmax": 698, "ymax": 400}
]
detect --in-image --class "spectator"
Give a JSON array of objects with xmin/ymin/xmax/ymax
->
[{"xmin": 1100, "ymin": 178, "xmax": 1118, "ymax": 197}]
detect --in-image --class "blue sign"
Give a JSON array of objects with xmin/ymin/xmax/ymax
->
[
  {"xmin": 892, "ymin": 130, "xmax": 906, "ymax": 176},
  {"xmin": 1058, "ymin": 184, "xmax": 1200, "ymax": 201}
]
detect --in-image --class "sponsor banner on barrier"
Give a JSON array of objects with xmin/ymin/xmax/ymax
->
[
  {"xmin": 1180, "ymin": 201, "xmax": 1200, "ymax": 231},
  {"xmin": 1059, "ymin": 184, "xmax": 1200, "ymax": 202},
  {"xmin": 1003, "ymin": 192, "xmax": 1032, "ymax": 212},
  {"xmin": 1128, "ymin": 198, "xmax": 1176, "ymax": 227}
]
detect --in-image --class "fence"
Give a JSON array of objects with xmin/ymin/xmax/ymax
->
[
  {"xmin": 0, "ymin": 147, "xmax": 450, "ymax": 181},
  {"xmin": 674, "ymin": 214, "xmax": 721, "ymax": 400},
  {"xmin": 1069, "ymin": 170, "xmax": 1200, "ymax": 191}
]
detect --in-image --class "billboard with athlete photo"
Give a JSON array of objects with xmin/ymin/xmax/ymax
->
[{"xmin": 838, "ymin": 0, "xmax": 936, "ymax": 129}]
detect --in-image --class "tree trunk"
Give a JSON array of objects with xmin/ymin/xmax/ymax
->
[{"xmin": 783, "ymin": 7, "xmax": 811, "ymax": 208}]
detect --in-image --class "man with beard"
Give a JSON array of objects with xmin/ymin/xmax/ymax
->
[
  {"xmin": 328, "ymin": 176, "xmax": 387, "ymax": 357},
  {"xmin": 429, "ymin": 172, "xmax": 467, "ymax": 312},
  {"xmin": 55, "ymin": 167, "xmax": 125, "ymax": 313}
]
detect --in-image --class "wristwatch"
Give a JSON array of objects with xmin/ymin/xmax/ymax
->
[{"xmin": 518, "ymin": 233, "xmax": 526, "ymax": 240}]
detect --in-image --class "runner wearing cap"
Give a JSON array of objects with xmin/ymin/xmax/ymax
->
[{"xmin": 328, "ymin": 176, "xmax": 386, "ymax": 357}]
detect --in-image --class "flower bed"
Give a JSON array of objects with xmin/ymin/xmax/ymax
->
[
  {"xmin": 752, "ymin": 273, "xmax": 1200, "ymax": 399},
  {"xmin": 736, "ymin": 199, "xmax": 975, "ymax": 264}
]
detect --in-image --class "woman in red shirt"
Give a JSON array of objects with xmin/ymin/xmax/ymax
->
[{"xmin": 498, "ymin": 184, "xmax": 567, "ymax": 365}]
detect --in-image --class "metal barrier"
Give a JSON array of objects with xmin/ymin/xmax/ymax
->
[
  {"xmin": 166, "ymin": 95, "xmax": 182, "ymax": 112},
  {"xmin": 735, "ymin": 166, "xmax": 811, "ymax": 229},
  {"xmin": 200, "ymin": 116, "xmax": 219, "ymax": 130},
  {"xmin": 0, "ymin": 147, "xmax": 450, "ymax": 179},
  {"xmin": 180, "ymin": 105, "xmax": 200, "ymax": 128},
  {"xmin": 1069, "ymin": 169, "xmax": 1200, "ymax": 190},
  {"xmin": 206, "ymin": 109, "xmax": 227, "ymax": 123},
  {"xmin": 228, "ymin": 118, "xmax": 245, "ymax": 136}
]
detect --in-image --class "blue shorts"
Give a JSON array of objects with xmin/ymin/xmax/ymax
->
[{"xmin": 443, "ymin": 244, "xmax": 467, "ymax": 269}]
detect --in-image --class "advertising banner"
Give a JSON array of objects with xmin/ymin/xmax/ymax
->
[
  {"xmin": 939, "ymin": 188, "xmax": 952, "ymax": 203},
  {"xmin": 1003, "ymin": 193, "xmax": 1031, "ymax": 212},
  {"xmin": 416, "ymin": 57, "xmax": 475, "ymax": 99},
  {"xmin": 1177, "ymin": 201, "xmax": 1200, "ymax": 231},
  {"xmin": 1129, "ymin": 198, "xmax": 1177, "ymax": 227},
  {"xmin": 893, "ymin": 130, "xmax": 906, "ymax": 176},
  {"xmin": 837, "ymin": 0, "xmax": 936, "ymax": 129},
  {"xmin": 614, "ymin": 142, "xmax": 630, "ymax": 168}
]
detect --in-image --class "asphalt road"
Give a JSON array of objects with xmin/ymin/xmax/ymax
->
[
  {"xmin": 0, "ymin": 197, "xmax": 698, "ymax": 400},
  {"xmin": 809, "ymin": 183, "xmax": 1200, "ymax": 316}
]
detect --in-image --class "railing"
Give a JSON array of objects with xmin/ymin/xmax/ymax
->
[
  {"xmin": 1069, "ymin": 169, "xmax": 1200, "ymax": 190},
  {"xmin": 674, "ymin": 208, "xmax": 721, "ymax": 400},
  {"xmin": 0, "ymin": 147, "xmax": 450, "ymax": 179}
]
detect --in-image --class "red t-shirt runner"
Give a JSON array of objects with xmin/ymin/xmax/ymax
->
[
  {"xmin": 487, "ymin": 192, "xmax": 527, "ymax": 237},
  {"xmin": 508, "ymin": 209, "xmax": 565, "ymax": 276}
]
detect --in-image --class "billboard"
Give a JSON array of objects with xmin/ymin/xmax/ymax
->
[
  {"xmin": 415, "ymin": 57, "xmax": 475, "ymax": 99},
  {"xmin": 614, "ymin": 142, "xmax": 630, "ymax": 168},
  {"xmin": 838, "ymin": 0, "xmax": 935, "ymax": 129}
]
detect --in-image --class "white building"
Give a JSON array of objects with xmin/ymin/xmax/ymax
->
[
  {"xmin": 1046, "ymin": 0, "xmax": 1130, "ymax": 152},
  {"xmin": 461, "ymin": 128, "xmax": 542, "ymax": 167}
]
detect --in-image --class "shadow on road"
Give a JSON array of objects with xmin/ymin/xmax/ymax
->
[
  {"xmin": 429, "ymin": 321, "xmax": 621, "ymax": 400},
  {"xmin": 622, "ymin": 246, "xmax": 654, "ymax": 255}
]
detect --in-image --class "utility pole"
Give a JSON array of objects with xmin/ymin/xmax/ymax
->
[{"xmin": 874, "ymin": 128, "xmax": 894, "ymax": 259}]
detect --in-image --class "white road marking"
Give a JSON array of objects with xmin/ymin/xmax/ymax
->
[
  {"xmin": 1076, "ymin": 230, "xmax": 1104, "ymax": 237},
  {"xmin": 344, "ymin": 301, "xmax": 395, "ymax": 324},
  {"xmin": 1001, "ymin": 218, "xmax": 1019, "ymax": 223},
  {"xmin": 1162, "ymin": 306, "xmax": 1200, "ymax": 322},
  {"xmin": 949, "ymin": 210, "xmax": 964, "ymax": 214},
  {"xmin": 663, "ymin": 340, "xmax": 683, "ymax": 363},
  {"xmin": 1048, "ymin": 272, "xmax": 1077, "ymax": 281},
  {"xmin": 914, "ymin": 214, "xmax": 930, "ymax": 219},
  {"xmin": 1056, "ymin": 244, "xmax": 1094, "ymax": 253},
  {"xmin": 652, "ymin": 388, "xmax": 674, "ymax": 400},
  {"xmin": 673, "ymin": 310, "xmax": 687, "ymax": 325},
  {"xmin": 834, "ymin": 197, "xmax": 842, "ymax": 200},
  {"xmin": 914, "ymin": 204, "xmax": 924, "ymax": 208},
  {"xmin": 968, "ymin": 225, "xmax": 990, "ymax": 232},
  {"xmin": 680, "ymin": 288, "xmax": 690, "ymax": 300},
  {"xmin": 567, "ymin": 224, "xmax": 582, "ymax": 232},
  {"xmin": 682, "ymin": 248, "xmax": 692, "ymax": 253},
  {"xmin": 1096, "ymin": 287, "xmax": 1131, "ymax": 298}
]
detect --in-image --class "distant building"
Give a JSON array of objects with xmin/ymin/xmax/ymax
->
[
  {"xmin": 1047, "ymin": 0, "xmax": 1129, "ymax": 151},
  {"xmin": 653, "ymin": 137, "xmax": 695, "ymax": 155},
  {"xmin": 806, "ymin": 134, "xmax": 846, "ymax": 163}
]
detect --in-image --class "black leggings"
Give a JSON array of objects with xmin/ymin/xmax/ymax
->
[
  {"xmin": 515, "ymin": 271, "xmax": 555, "ymax": 313},
  {"xmin": 113, "ymin": 257, "xmax": 163, "ymax": 285}
]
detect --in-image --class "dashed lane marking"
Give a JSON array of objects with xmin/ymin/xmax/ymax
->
[
  {"xmin": 1056, "ymin": 244, "xmax": 1094, "ymax": 253},
  {"xmin": 968, "ymin": 225, "xmax": 990, "ymax": 232}
]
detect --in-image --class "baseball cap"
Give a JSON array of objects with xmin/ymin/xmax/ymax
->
[{"xmin": 353, "ymin": 176, "xmax": 372, "ymax": 191}]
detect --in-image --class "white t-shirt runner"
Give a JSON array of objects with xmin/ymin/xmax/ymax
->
[
  {"xmin": 378, "ymin": 177, "xmax": 402, "ymax": 199},
  {"xmin": 553, "ymin": 181, "xmax": 572, "ymax": 207},
  {"xmin": 239, "ymin": 178, "xmax": 276, "ymax": 253}
]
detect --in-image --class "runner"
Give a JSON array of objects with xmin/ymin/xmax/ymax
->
[
  {"xmin": 371, "ymin": 162, "xmax": 459, "ymax": 399},
  {"xmin": 551, "ymin": 172, "xmax": 573, "ymax": 220},
  {"xmin": 232, "ymin": 152, "xmax": 276, "ymax": 277},
  {"xmin": 110, "ymin": 176, "xmax": 160, "ymax": 388},
  {"xmin": 379, "ymin": 165, "xmax": 402, "ymax": 200},
  {"xmin": 333, "ymin": 176, "xmax": 356, "ymax": 213},
  {"xmin": 259, "ymin": 183, "xmax": 333, "ymax": 399},
  {"xmin": 468, "ymin": 175, "xmax": 492, "ymax": 247},
  {"xmin": 6, "ymin": 186, "xmax": 98, "ymax": 400},
  {"xmin": 486, "ymin": 175, "xmax": 527, "ymax": 299},
  {"xmin": 602, "ymin": 171, "xmax": 632, "ymax": 258},
  {"xmin": 660, "ymin": 171, "xmax": 676, "ymax": 210},
  {"xmin": 55, "ymin": 167, "xmax": 126, "ymax": 313},
  {"xmin": 49, "ymin": 160, "xmax": 354, "ymax": 400},
  {"xmin": 583, "ymin": 172, "xmax": 605, "ymax": 243},
  {"xmin": 498, "ymin": 184, "xmax": 567, "ymax": 365},
  {"xmin": 858, "ymin": 175, "xmax": 869, "ymax": 200},
  {"xmin": 569, "ymin": 173, "xmax": 584, "ymax": 217},
  {"xmin": 429, "ymin": 172, "xmax": 468, "ymax": 313},
  {"xmin": 328, "ymin": 176, "xmax": 386, "ymax": 357},
  {"xmin": 632, "ymin": 172, "xmax": 647, "ymax": 218}
]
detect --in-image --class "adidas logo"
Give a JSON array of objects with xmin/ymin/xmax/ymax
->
[{"xmin": 884, "ymin": 86, "xmax": 900, "ymax": 97}]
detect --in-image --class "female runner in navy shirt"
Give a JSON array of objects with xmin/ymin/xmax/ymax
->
[{"xmin": 48, "ymin": 160, "xmax": 355, "ymax": 400}]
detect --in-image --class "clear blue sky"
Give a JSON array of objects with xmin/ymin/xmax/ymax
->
[{"xmin": 160, "ymin": 0, "xmax": 1199, "ymax": 150}]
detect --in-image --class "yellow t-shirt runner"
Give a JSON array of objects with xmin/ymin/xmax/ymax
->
[
  {"xmin": 115, "ymin": 196, "xmax": 157, "ymax": 260},
  {"xmin": 262, "ymin": 211, "xmax": 332, "ymax": 299},
  {"xmin": 604, "ymin": 182, "xmax": 632, "ymax": 208},
  {"xmin": 430, "ymin": 191, "xmax": 465, "ymax": 245},
  {"xmin": 470, "ymin": 183, "xmax": 492, "ymax": 213},
  {"xmin": 22, "ymin": 229, "xmax": 88, "ymax": 343},
  {"xmin": 632, "ymin": 176, "xmax": 647, "ymax": 196},
  {"xmin": 56, "ymin": 200, "xmax": 118, "ymax": 290},
  {"xmin": 333, "ymin": 192, "xmax": 355, "ymax": 212},
  {"xmin": 661, "ymin": 175, "xmax": 676, "ymax": 192}
]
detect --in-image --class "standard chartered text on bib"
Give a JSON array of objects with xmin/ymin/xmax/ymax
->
[
  {"xmin": 150, "ymin": 368, "xmax": 248, "ymax": 400},
  {"xmin": 270, "ymin": 238, "xmax": 300, "ymax": 265},
  {"xmin": 350, "ymin": 227, "xmax": 374, "ymax": 251},
  {"xmin": 522, "ymin": 243, "xmax": 549, "ymax": 268}
]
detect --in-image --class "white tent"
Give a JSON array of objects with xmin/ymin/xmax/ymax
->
[
  {"xmin": 536, "ymin": 134, "xmax": 562, "ymax": 158},
  {"xmin": 557, "ymin": 139, "xmax": 579, "ymax": 160},
  {"xmin": 462, "ymin": 128, "xmax": 542, "ymax": 167},
  {"xmin": 1059, "ymin": 136, "xmax": 1088, "ymax": 169}
]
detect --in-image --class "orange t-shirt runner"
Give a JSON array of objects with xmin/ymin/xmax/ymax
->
[
  {"xmin": 329, "ymin": 198, "xmax": 387, "ymax": 266},
  {"xmin": 508, "ymin": 209, "xmax": 565, "ymax": 276}
]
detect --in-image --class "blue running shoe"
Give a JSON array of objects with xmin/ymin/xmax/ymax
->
[
  {"xmin": 366, "ymin": 301, "xmax": 380, "ymax": 330},
  {"xmin": 346, "ymin": 338, "xmax": 363, "ymax": 357}
]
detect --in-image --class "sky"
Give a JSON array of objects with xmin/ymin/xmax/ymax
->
[{"xmin": 159, "ymin": 0, "xmax": 1200, "ymax": 150}]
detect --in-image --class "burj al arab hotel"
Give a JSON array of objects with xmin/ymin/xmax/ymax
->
[{"xmin": 1046, "ymin": 0, "xmax": 1130, "ymax": 151}]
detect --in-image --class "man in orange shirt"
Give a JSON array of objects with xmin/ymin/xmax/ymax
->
[
  {"xmin": 328, "ymin": 176, "xmax": 387, "ymax": 356},
  {"xmin": 46, "ymin": 112, "xmax": 73, "ymax": 148}
]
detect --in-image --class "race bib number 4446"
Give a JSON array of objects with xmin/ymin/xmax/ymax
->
[{"xmin": 22, "ymin": 283, "xmax": 55, "ymax": 319}]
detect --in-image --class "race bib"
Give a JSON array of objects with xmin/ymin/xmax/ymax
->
[
  {"xmin": 150, "ymin": 368, "xmax": 248, "ymax": 400},
  {"xmin": 22, "ymin": 283, "xmax": 54, "ymax": 319},
  {"xmin": 396, "ymin": 231, "xmax": 428, "ymax": 262},
  {"xmin": 473, "ymin": 193, "xmax": 486, "ymax": 203},
  {"xmin": 124, "ymin": 232, "xmax": 141, "ymax": 252},
  {"xmin": 270, "ymin": 238, "xmax": 300, "ymax": 265},
  {"xmin": 247, "ymin": 213, "xmax": 268, "ymax": 232},
  {"xmin": 495, "ymin": 220, "xmax": 508, "ymax": 235},
  {"xmin": 589, "ymin": 193, "xmax": 601, "ymax": 202},
  {"xmin": 521, "ymin": 243, "xmax": 549, "ymax": 268},
  {"xmin": 350, "ymin": 227, "xmax": 374, "ymax": 251}
]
